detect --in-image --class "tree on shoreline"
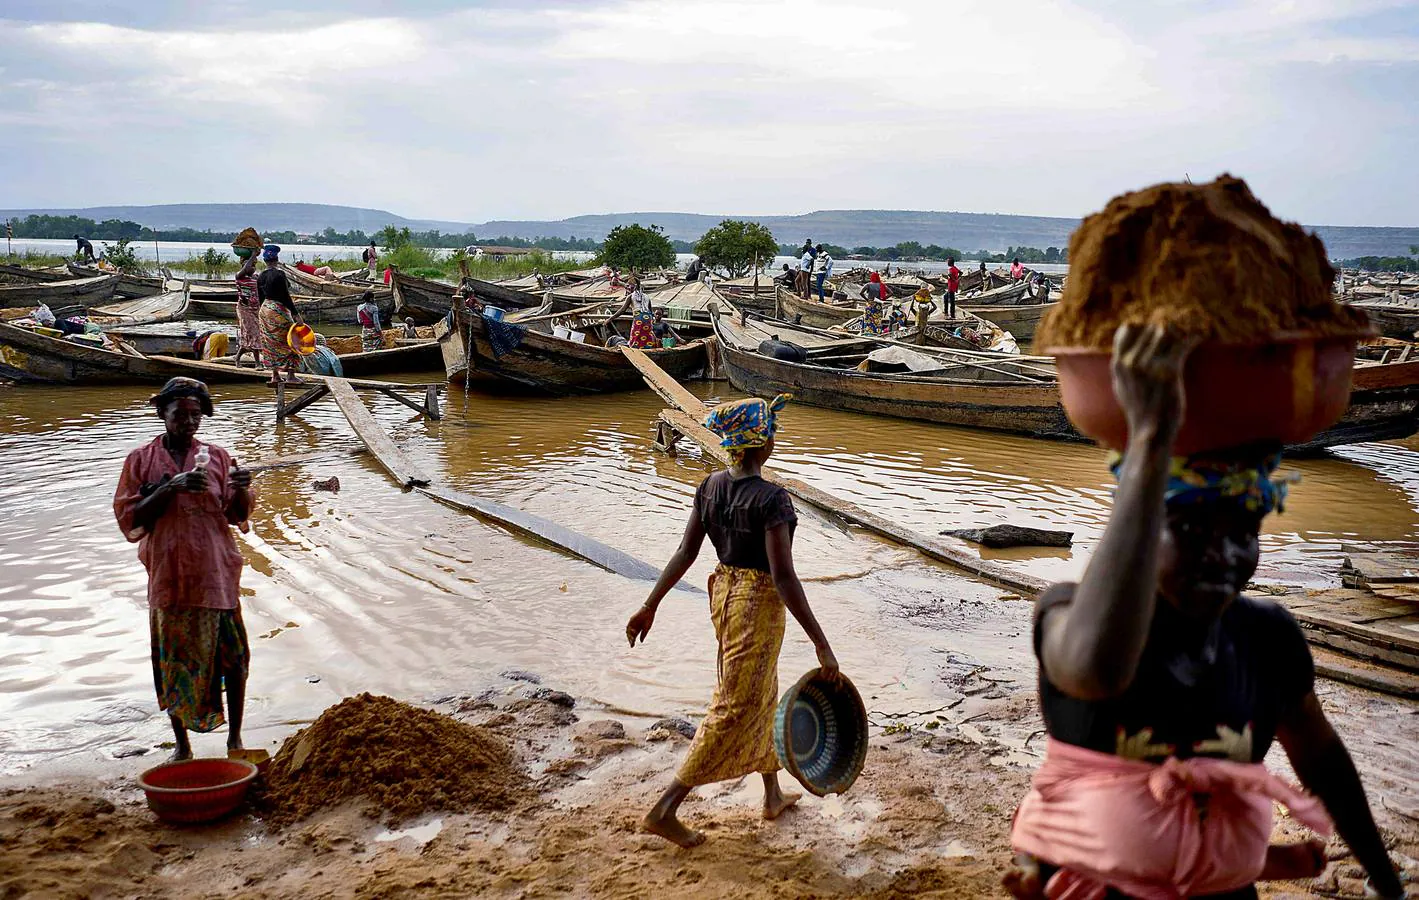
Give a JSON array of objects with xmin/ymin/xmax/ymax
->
[
  {"xmin": 693, "ymin": 220, "xmax": 778, "ymax": 278},
  {"xmin": 599, "ymin": 224, "xmax": 676, "ymax": 271}
]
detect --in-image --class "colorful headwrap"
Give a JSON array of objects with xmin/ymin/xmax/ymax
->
[
  {"xmin": 261, "ymin": 245, "xmax": 281, "ymax": 262},
  {"xmin": 704, "ymin": 393, "xmax": 792, "ymax": 452},
  {"xmin": 148, "ymin": 376, "xmax": 214, "ymax": 416},
  {"xmin": 1109, "ymin": 449, "xmax": 1295, "ymax": 514}
]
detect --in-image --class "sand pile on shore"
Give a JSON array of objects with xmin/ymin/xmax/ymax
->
[
  {"xmin": 259, "ymin": 693, "xmax": 527, "ymax": 825},
  {"xmin": 1037, "ymin": 175, "xmax": 1370, "ymax": 349}
]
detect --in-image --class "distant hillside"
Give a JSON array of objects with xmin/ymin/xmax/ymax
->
[{"xmin": 3, "ymin": 203, "xmax": 1415, "ymax": 257}]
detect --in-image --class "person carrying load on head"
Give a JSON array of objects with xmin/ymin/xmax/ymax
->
[
  {"xmin": 113, "ymin": 378, "xmax": 254, "ymax": 763},
  {"xmin": 231, "ymin": 227, "xmax": 264, "ymax": 368},
  {"xmin": 255, "ymin": 246, "xmax": 306, "ymax": 386},
  {"xmin": 1003, "ymin": 324, "xmax": 1406, "ymax": 900},
  {"xmin": 626, "ymin": 394, "xmax": 841, "ymax": 849}
]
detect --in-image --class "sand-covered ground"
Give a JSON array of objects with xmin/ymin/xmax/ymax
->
[{"xmin": 4, "ymin": 676, "xmax": 1418, "ymax": 899}]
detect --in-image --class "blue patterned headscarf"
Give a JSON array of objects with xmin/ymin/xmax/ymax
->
[
  {"xmin": 261, "ymin": 245, "xmax": 281, "ymax": 262},
  {"xmin": 705, "ymin": 394, "xmax": 792, "ymax": 451},
  {"xmin": 1110, "ymin": 449, "xmax": 1294, "ymax": 514}
]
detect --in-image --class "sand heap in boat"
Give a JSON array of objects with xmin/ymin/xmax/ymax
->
[
  {"xmin": 1037, "ymin": 175, "xmax": 1370, "ymax": 349},
  {"xmin": 259, "ymin": 693, "xmax": 528, "ymax": 825}
]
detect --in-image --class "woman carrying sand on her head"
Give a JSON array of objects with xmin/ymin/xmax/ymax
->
[
  {"xmin": 1003, "ymin": 324, "xmax": 1405, "ymax": 900},
  {"xmin": 232, "ymin": 228, "xmax": 264, "ymax": 368},
  {"xmin": 114, "ymin": 378, "xmax": 254, "ymax": 762},
  {"xmin": 626, "ymin": 394, "xmax": 841, "ymax": 848}
]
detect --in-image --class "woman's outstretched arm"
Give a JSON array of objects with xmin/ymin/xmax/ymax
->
[{"xmin": 626, "ymin": 511, "xmax": 706, "ymax": 646}]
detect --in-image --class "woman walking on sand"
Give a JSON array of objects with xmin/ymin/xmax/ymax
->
[
  {"xmin": 1003, "ymin": 325, "xmax": 1405, "ymax": 900},
  {"xmin": 114, "ymin": 378, "xmax": 254, "ymax": 761},
  {"xmin": 626, "ymin": 394, "xmax": 841, "ymax": 848},
  {"xmin": 256, "ymin": 246, "xmax": 306, "ymax": 386}
]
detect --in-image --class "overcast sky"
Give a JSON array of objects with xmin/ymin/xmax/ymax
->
[{"xmin": 1, "ymin": 0, "xmax": 1414, "ymax": 226}]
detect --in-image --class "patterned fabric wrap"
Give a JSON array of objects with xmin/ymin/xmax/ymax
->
[
  {"xmin": 1109, "ymin": 451, "xmax": 1292, "ymax": 514},
  {"xmin": 259, "ymin": 300, "xmax": 300, "ymax": 369},
  {"xmin": 705, "ymin": 393, "xmax": 792, "ymax": 450},
  {"xmin": 677, "ymin": 565, "xmax": 785, "ymax": 787},
  {"xmin": 234, "ymin": 274, "xmax": 261, "ymax": 351},
  {"xmin": 150, "ymin": 606, "xmax": 249, "ymax": 733},
  {"xmin": 360, "ymin": 327, "xmax": 383, "ymax": 353},
  {"xmin": 484, "ymin": 314, "xmax": 527, "ymax": 358},
  {"xmin": 628, "ymin": 309, "xmax": 657, "ymax": 349},
  {"xmin": 862, "ymin": 298, "xmax": 890, "ymax": 335}
]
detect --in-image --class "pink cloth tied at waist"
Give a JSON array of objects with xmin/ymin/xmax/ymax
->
[{"xmin": 1011, "ymin": 738, "xmax": 1332, "ymax": 900}]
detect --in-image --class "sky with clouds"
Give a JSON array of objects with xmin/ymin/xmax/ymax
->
[{"xmin": 0, "ymin": 0, "xmax": 1414, "ymax": 225}]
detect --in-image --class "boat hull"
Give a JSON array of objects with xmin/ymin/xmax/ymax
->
[
  {"xmin": 0, "ymin": 274, "xmax": 120, "ymax": 309},
  {"xmin": 436, "ymin": 307, "xmax": 709, "ymax": 394}
]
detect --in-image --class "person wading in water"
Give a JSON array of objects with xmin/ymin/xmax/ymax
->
[
  {"xmin": 114, "ymin": 378, "xmax": 254, "ymax": 762},
  {"xmin": 1004, "ymin": 324, "xmax": 1405, "ymax": 900},
  {"xmin": 626, "ymin": 394, "xmax": 841, "ymax": 848}
]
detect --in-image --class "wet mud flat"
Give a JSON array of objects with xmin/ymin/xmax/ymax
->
[{"xmin": 4, "ymin": 670, "xmax": 1419, "ymax": 900}]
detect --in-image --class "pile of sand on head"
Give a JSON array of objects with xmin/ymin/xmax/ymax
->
[
  {"xmin": 1037, "ymin": 174, "xmax": 1371, "ymax": 350},
  {"xmin": 258, "ymin": 693, "xmax": 528, "ymax": 825}
]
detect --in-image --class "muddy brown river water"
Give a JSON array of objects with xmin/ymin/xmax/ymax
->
[{"xmin": 2, "ymin": 378, "xmax": 1417, "ymax": 779}]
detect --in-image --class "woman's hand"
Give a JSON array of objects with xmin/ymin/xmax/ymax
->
[
  {"xmin": 1002, "ymin": 854, "xmax": 1045, "ymax": 899},
  {"xmin": 815, "ymin": 644, "xmax": 841, "ymax": 682},
  {"xmin": 168, "ymin": 471, "xmax": 209, "ymax": 494},
  {"xmin": 626, "ymin": 604, "xmax": 656, "ymax": 647},
  {"xmin": 230, "ymin": 467, "xmax": 252, "ymax": 491},
  {"xmin": 1110, "ymin": 323, "xmax": 1197, "ymax": 446}
]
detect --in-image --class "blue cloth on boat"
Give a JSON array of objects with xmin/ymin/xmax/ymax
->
[
  {"xmin": 301, "ymin": 345, "xmax": 344, "ymax": 378},
  {"xmin": 484, "ymin": 314, "xmax": 526, "ymax": 359}
]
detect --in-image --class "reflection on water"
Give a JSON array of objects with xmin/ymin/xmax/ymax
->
[{"xmin": 0, "ymin": 380, "xmax": 1415, "ymax": 774}]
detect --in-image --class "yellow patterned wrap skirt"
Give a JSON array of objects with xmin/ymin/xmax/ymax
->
[{"xmin": 677, "ymin": 564, "xmax": 786, "ymax": 787}]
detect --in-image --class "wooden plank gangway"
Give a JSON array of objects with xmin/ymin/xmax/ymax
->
[{"xmin": 321, "ymin": 376, "xmax": 697, "ymax": 590}]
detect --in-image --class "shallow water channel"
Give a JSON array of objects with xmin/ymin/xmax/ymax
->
[{"xmin": 1, "ymin": 378, "xmax": 1417, "ymax": 776}]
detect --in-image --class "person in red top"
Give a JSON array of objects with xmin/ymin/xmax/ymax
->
[
  {"xmin": 945, "ymin": 257, "xmax": 961, "ymax": 319},
  {"xmin": 114, "ymin": 378, "xmax": 255, "ymax": 761}
]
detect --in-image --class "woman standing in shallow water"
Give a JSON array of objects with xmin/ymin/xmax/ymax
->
[
  {"xmin": 114, "ymin": 378, "xmax": 254, "ymax": 761},
  {"xmin": 626, "ymin": 394, "xmax": 841, "ymax": 848}
]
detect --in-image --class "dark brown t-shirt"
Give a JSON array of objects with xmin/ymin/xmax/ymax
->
[{"xmin": 693, "ymin": 471, "xmax": 797, "ymax": 572}]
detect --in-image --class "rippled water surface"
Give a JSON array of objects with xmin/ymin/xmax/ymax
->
[{"xmin": 1, "ymin": 378, "xmax": 1416, "ymax": 774}]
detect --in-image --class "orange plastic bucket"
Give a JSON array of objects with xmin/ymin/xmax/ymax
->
[{"xmin": 288, "ymin": 323, "xmax": 317, "ymax": 356}]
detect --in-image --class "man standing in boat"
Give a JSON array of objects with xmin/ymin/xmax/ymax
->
[
  {"xmin": 74, "ymin": 234, "xmax": 96, "ymax": 263},
  {"xmin": 815, "ymin": 245, "xmax": 833, "ymax": 301},
  {"xmin": 945, "ymin": 257, "xmax": 961, "ymax": 320},
  {"xmin": 798, "ymin": 240, "xmax": 816, "ymax": 299}
]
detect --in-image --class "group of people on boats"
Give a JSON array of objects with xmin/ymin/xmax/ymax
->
[{"xmin": 111, "ymin": 314, "xmax": 1407, "ymax": 898}]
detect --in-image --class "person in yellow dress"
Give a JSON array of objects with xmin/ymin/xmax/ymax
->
[{"xmin": 626, "ymin": 394, "xmax": 841, "ymax": 848}]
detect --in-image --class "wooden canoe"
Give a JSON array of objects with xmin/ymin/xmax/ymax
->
[
  {"xmin": 777, "ymin": 287, "xmax": 862, "ymax": 328},
  {"xmin": 713, "ymin": 312, "xmax": 1075, "ymax": 438},
  {"xmin": 390, "ymin": 268, "xmax": 542, "ymax": 325},
  {"xmin": 0, "ymin": 320, "xmax": 257, "ymax": 384},
  {"xmin": 0, "ymin": 274, "xmax": 121, "ymax": 309},
  {"xmin": 280, "ymin": 264, "xmax": 392, "ymax": 301},
  {"xmin": 186, "ymin": 288, "xmax": 394, "ymax": 325},
  {"xmin": 963, "ymin": 302, "xmax": 1055, "ymax": 343},
  {"xmin": 434, "ymin": 302, "xmax": 710, "ymax": 394},
  {"xmin": 66, "ymin": 263, "xmax": 168, "ymax": 298},
  {"xmin": 713, "ymin": 312, "xmax": 1418, "ymax": 450},
  {"xmin": 89, "ymin": 287, "xmax": 191, "ymax": 327},
  {"xmin": 1348, "ymin": 301, "xmax": 1419, "ymax": 340},
  {"xmin": 0, "ymin": 264, "xmax": 71, "ymax": 283}
]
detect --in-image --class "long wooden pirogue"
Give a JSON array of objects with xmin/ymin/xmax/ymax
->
[
  {"xmin": 390, "ymin": 267, "xmax": 542, "ymax": 325},
  {"xmin": 0, "ymin": 274, "xmax": 121, "ymax": 309},
  {"xmin": 434, "ymin": 297, "xmax": 711, "ymax": 393},
  {"xmin": 712, "ymin": 309, "xmax": 1419, "ymax": 449}
]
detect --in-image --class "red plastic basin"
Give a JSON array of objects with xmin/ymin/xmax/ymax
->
[
  {"xmin": 138, "ymin": 757, "xmax": 258, "ymax": 825},
  {"xmin": 1048, "ymin": 332, "xmax": 1363, "ymax": 454}
]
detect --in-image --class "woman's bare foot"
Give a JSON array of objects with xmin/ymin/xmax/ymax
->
[
  {"xmin": 764, "ymin": 789, "xmax": 800, "ymax": 820},
  {"xmin": 168, "ymin": 746, "xmax": 193, "ymax": 763},
  {"xmin": 643, "ymin": 809, "xmax": 705, "ymax": 848}
]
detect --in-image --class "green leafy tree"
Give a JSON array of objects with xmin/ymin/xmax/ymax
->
[
  {"xmin": 100, "ymin": 238, "xmax": 147, "ymax": 275},
  {"xmin": 692, "ymin": 219, "xmax": 778, "ymax": 278},
  {"xmin": 600, "ymin": 223, "xmax": 676, "ymax": 271}
]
